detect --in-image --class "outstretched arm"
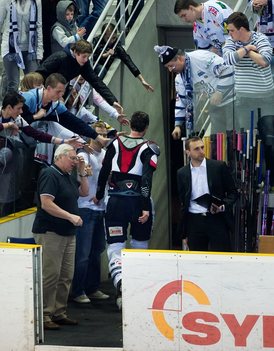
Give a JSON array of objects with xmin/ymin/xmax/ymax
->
[{"xmin": 137, "ymin": 74, "xmax": 154, "ymax": 92}]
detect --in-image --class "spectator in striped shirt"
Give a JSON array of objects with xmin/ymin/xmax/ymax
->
[{"xmin": 223, "ymin": 12, "xmax": 274, "ymax": 130}]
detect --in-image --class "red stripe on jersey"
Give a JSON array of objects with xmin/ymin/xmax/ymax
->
[
  {"xmin": 117, "ymin": 138, "xmax": 145, "ymax": 173},
  {"xmin": 150, "ymin": 159, "xmax": 157, "ymax": 169}
]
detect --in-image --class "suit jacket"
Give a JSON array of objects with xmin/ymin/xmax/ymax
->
[{"xmin": 177, "ymin": 158, "xmax": 238, "ymax": 238}]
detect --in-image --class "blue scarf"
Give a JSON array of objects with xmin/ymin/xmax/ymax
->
[
  {"xmin": 183, "ymin": 54, "xmax": 194, "ymax": 135},
  {"xmin": 8, "ymin": 0, "xmax": 38, "ymax": 69}
]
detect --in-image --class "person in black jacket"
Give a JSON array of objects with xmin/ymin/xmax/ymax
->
[
  {"xmin": 177, "ymin": 136, "xmax": 238, "ymax": 252},
  {"xmin": 93, "ymin": 23, "xmax": 154, "ymax": 92},
  {"xmin": 36, "ymin": 40, "xmax": 123, "ymax": 113}
]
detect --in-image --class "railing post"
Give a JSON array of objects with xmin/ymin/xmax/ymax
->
[{"xmin": 119, "ymin": 0, "xmax": 126, "ymax": 45}]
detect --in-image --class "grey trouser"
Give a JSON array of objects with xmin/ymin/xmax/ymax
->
[{"xmin": 3, "ymin": 51, "xmax": 38, "ymax": 94}]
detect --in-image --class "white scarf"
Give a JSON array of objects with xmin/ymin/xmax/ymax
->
[{"xmin": 8, "ymin": 0, "xmax": 38, "ymax": 69}]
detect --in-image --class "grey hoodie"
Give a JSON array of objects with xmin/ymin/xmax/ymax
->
[{"xmin": 51, "ymin": 1, "xmax": 79, "ymax": 53}]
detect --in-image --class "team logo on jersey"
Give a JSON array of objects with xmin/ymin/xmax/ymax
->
[
  {"xmin": 126, "ymin": 182, "xmax": 133, "ymax": 189},
  {"xmin": 197, "ymin": 70, "xmax": 206, "ymax": 77},
  {"xmin": 216, "ymin": 1, "xmax": 227, "ymax": 9},
  {"xmin": 208, "ymin": 6, "xmax": 218, "ymax": 16}
]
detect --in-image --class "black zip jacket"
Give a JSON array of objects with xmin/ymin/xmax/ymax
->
[
  {"xmin": 93, "ymin": 35, "xmax": 141, "ymax": 77},
  {"xmin": 37, "ymin": 49, "xmax": 118, "ymax": 106}
]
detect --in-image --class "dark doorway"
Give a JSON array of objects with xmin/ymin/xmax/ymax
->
[{"xmin": 157, "ymin": 26, "xmax": 194, "ymax": 248}]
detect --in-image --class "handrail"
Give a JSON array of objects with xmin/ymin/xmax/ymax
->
[
  {"xmin": 234, "ymin": 0, "xmax": 247, "ymax": 12},
  {"xmin": 88, "ymin": 0, "xmax": 145, "ymax": 45},
  {"xmin": 76, "ymin": 30, "xmax": 125, "ymax": 116},
  {"xmin": 71, "ymin": 0, "xmax": 147, "ymax": 115},
  {"xmin": 65, "ymin": 0, "xmax": 121, "ymax": 108},
  {"xmin": 86, "ymin": 0, "xmax": 115, "ymax": 44},
  {"xmin": 74, "ymin": 0, "xmax": 129, "ymax": 114}
]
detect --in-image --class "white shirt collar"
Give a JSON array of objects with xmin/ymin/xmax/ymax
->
[{"xmin": 190, "ymin": 157, "xmax": 206, "ymax": 170}]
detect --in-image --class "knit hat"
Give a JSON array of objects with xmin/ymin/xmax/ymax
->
[{"xmin": 154, "ymin": 45, "xmax": 179, "ymax": 65}]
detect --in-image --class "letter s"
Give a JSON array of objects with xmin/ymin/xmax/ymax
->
[{"xmin": 182, "ymin": 311, "xmax": 221, "ymax": 345}]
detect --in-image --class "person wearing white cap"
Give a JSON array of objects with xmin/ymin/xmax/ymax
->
[{"xmin": 154, "ymin": 45, "xmax": 234, "ymax": 139}]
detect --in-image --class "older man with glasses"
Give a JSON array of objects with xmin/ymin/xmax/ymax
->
[{"xmin": 33, "ymin": 144, "xmax": 89, "ymax": 330}]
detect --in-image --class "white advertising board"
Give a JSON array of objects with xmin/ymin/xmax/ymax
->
[
  {"xmin": 0, "ymin": 244, "xmax": 43, "ymax": 351},
  {"xmin": 122, "ymin": 250, "xmax": 274, "ymax": 351}
]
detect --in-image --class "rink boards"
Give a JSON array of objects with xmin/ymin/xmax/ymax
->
[{"xmin": 122, "ymin": 250, "xmax": 274, "ymax": 351}]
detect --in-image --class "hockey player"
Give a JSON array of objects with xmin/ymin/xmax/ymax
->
[
  {"xmin": 154, "ymin": 45, "xmax": 234, "ymax": 139},
  {"xmin": 93, "ymin": 111, "xmax": 159, "ymax": 309},
  {"xmin": 174, "ymin": 0, "xmax": 232, "ymax": 56}
]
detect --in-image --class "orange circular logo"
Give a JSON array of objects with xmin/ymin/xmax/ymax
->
[{"xmin": 151, "ymin": 279, "xmax": 211, "ymax": 340}]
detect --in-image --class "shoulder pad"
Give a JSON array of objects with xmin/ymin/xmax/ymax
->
[{"xmin": 147, "ymin": 141, "xmax": 160, "ymax": 156}]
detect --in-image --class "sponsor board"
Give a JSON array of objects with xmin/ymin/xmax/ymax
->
[{"xmin": 122, "ymin": 251, "xmax": 274, "ymax": 351}]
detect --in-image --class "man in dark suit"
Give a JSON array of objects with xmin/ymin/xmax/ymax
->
[{"xmin": 177, "ymin": 136, "xmax": 238, "ymax": 251}]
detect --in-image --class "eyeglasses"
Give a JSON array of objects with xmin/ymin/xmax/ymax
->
[{"xmin": 68, "ymin": 155, "xmax": 79, "ymax": 161}]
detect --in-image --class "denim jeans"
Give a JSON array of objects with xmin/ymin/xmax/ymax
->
[
  {"xmin": 76, "ymin": 0, "xmax": 109, "ymax": 39},
  {"xmin": 72, "ymin": 208, "xmax": 106, "ymax": 297},
  {"xmin": 3, "ymin": 51, "xmax": 38, "ymax": 94}
]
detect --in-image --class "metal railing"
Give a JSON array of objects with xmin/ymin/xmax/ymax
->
[{"xmin": 69, "ymin": 0, "xmax": 146, "ymax": 114}]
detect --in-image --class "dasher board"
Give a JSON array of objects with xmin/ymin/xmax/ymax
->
[{"xmin": 122, "ymin": 250, "xmax": 274, "ymax": 351}]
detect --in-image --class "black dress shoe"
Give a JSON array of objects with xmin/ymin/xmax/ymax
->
[
  {"xmin": 54, "ymin": 317, "xmax": 78, "ymax": 326},
  {"xmin": 44, "ymin": 321, "xmax": 60, "ymax": 330}
]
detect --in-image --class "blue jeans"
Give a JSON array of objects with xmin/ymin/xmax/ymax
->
[
  {"xmin": 76, "ymin": 0, "xmax": 109, "ymax": 39},
  {"xmin": 72, "ymin": 208, "xmax": 106, "ymax": 297}
]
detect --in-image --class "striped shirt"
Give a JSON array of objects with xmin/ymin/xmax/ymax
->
[{"xmin": 223, "ymin": 31, "xmax": 274, "ymax": 96}]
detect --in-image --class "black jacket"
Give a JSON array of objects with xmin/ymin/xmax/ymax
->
[
  {"xmin": 93, "ymin": 36, "xmax": 141, "ymax": 77},
  {"xmin": 37, "ymin": 49, "xmax": 118, "ymax": 106},
  {"xmin": 177, "ymin": 158, "xmax": 238, "ymax": 238}
]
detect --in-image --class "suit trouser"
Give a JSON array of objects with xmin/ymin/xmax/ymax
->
[
  {"xmin": 187, "ymin": 212, "xmax": 231, "ymax": 252},
  {"xmin": 34, "ymin": 231, "xmax": 76, "ymax": 322}
]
